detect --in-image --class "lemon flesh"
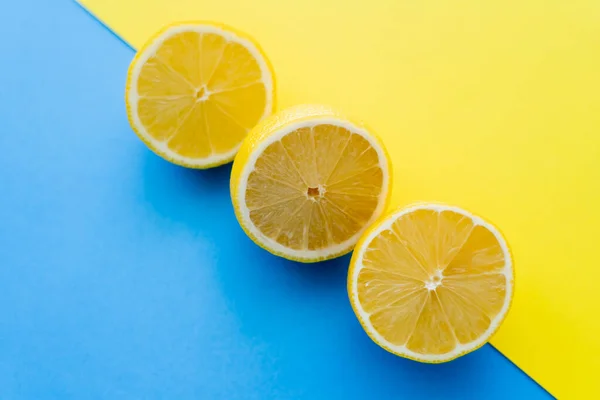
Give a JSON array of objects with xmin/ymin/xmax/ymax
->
[
  {"xmin": 231, "ymin": 105, "xmax": 392, "ymax": 262},
  {"xmin": 349, "ymin": 204, "xmax": 513, "ymax": 362},
  {"xmin": 126, "ymin": 22, "xmax": 275, "ymax": 168}
]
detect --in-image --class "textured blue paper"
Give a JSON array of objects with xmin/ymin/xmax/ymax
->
[{"xmin": 0, "ymin": 1, "xmax": 551, "ymax": 398}]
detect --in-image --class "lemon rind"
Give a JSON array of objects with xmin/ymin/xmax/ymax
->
[
  {"xmin": 348, "ymin": 203, "xmax": 515, "ymax": 363},
  {"xmin": 125, "ymin": 21, "xmax": 276, "ymax": 169},
  {"xmin": 232, "ymin": 109, "xmax": 392, "ymax": 263}
]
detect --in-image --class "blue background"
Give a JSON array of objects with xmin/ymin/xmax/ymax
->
[{"xmin": 0, "ymin": 1, "xmax": 552, "ymax": 398}]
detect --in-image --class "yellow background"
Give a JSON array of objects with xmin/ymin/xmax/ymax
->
[{"xmin": 78, "ymin": 0, "xmax": 600, "ymax": 397}]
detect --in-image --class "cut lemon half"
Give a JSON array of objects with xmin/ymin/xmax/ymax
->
[
  {"xmin": 230, "ymin": 105, "xmax": 392, "ymax": 263},
  {"xmin": 348, "ymin": 204, "xmax": 514, "ymax": 363},
  {"xmin": 125, "ymin": 22, "xmax": 275, "ymax": 168}
]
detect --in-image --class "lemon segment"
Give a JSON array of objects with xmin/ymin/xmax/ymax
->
[
  {"xmin": 230, "ymin": 105, "xmax": 392, "ymax": 263},
  {"xmin": 126, "ymin": 22, "xmax": 275, "ymax": 168},
  {"xmin": 348, "ymin": 204, "xmax": 514, "ymax": 362}
]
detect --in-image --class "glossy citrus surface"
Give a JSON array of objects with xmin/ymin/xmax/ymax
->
[
  {"xmin": 349, "ymin": 204, "xmax": 514, "ymax": 362},
  {"xmin": 231, "ymin": 105, "xmax": 392, "ymax": 262},
  {"xmin": 126, "ymin": 22, "xmax": 275, "ymax": 168}
]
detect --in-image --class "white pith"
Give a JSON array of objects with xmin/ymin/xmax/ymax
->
[
  {"xmin": 351, "ymin": 204, "xmax": 514, "ymax": 362},
  {"xmin": 127, "ymin": 24, "xmax": 274, "ymax": 167},
  {"xmin": 237, "ymin": 118, "xmax": 390, "ymax": 261}
]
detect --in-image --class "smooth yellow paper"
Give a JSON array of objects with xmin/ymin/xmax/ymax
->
[{"xmin": 78, "ymin": 0, "xmax": 600, "ymax": 397}]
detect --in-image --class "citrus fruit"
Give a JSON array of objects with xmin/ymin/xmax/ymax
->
[
  {"xmin": 230, "ymin": 105, "xmax": 392, "ymax": 263},
  {"xmin": 348, "ymin": 204, "xmax": 514, "ymax": 362},
  {"xmin": 125, "ymin": 22, "xmax": 275, "ymax": 168}
]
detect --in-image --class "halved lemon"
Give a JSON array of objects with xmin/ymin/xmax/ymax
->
[
  {"xmin": 348, "ymin": 204, "xmax": 514, "ymax": 362},
  {"xmin": 230, "ymin": 105, "xmax": 392, "ymax": 263},
  {"xmin": 125, "ymin": 22, "xmax": 275, "ymax": 168}
]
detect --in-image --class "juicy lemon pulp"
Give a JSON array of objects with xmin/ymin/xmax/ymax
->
[
  {"xmin": 126, "ymin": 23, "xmax": 274, "ymax": 168},
  {"xmin": 350, "ymin": 205, "xmax": 513, "ymax": 362},
  {"xmin": 231, "ymin": 105, "xmax": 392, "ymax": 262},
  {"xmin": 247, "ymin": 124, "xmax": 383, "ymax": 251}
]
